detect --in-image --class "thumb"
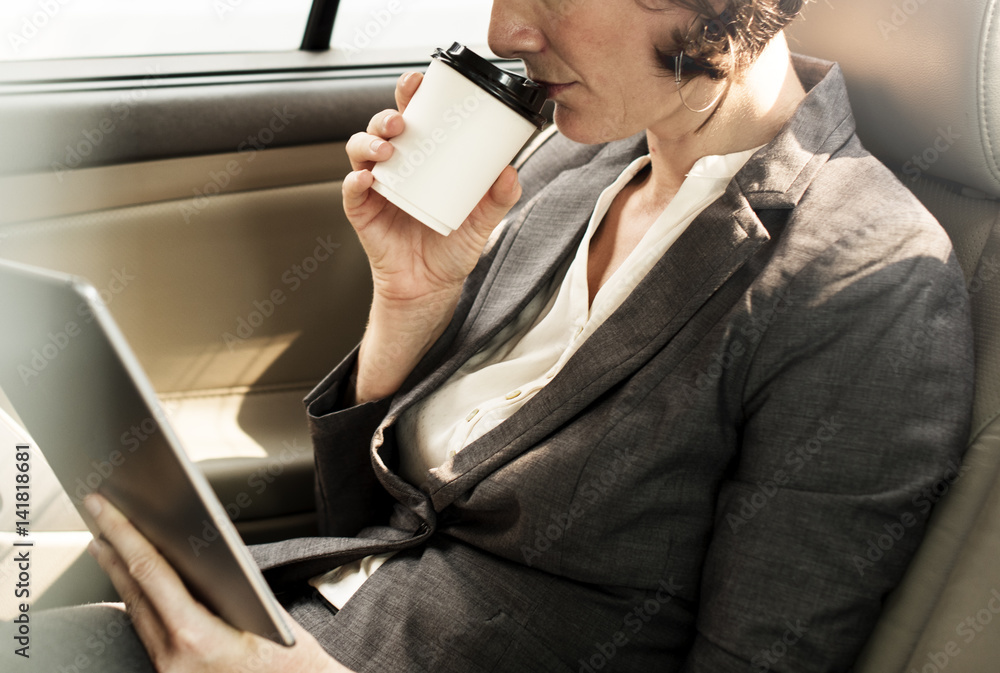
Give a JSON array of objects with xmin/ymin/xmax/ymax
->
[{"xmin": 464, "ymin": 166, "xmax": 522, "ymax": 241}]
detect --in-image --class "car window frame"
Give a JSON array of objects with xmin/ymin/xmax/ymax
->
[{"xmin": 0, "ymin": 0, "xmax": 501, "ymax": 88}]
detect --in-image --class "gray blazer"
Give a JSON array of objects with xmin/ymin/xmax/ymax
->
[{"xmin": 251, "ymin": 55, "xmax": 974, "ymax": 672}]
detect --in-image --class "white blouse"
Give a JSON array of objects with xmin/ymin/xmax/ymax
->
[
  {"xmin": 311, "ymin": 145, "xmax": 762, "ymax": 609},
  {"xmin": 397, "ymin": 146, "xmax": 761, "ymax": 482}
]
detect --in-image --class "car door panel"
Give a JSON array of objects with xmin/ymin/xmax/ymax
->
[{"xmin": 0, "ymin": 63, "xmax": 402, "ymax": 614}]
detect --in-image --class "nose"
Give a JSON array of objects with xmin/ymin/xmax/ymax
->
[{"xmin": 488, "ymin": 0, "xmax": 546, "ymax": 59}]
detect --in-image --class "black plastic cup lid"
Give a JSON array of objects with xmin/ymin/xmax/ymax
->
[{"xmin": 433, "ymin": 42, "xmax": 547, "ymax": 130}]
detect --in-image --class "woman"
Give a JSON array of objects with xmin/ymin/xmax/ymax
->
[{"xmin": 72, "ymin": 0, "xmax": 974, "ymax": 671}]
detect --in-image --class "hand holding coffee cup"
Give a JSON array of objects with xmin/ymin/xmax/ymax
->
[
  {"xmin": 343, "ymin": 44, "xmax": 545, "ymax": 304},
  {"xmin": 371, "ymin": 43, "xmax": 547, "ymax": 236},
  {"xmin": 342, "ymin": 47, "xmax": 545, "ymax": 405}
]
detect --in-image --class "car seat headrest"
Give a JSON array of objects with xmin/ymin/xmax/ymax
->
[{"xmin": 787, "ymin": 0, "xmax": 1000, "ymax": 198}]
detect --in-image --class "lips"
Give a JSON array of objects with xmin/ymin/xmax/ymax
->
[{"xmin": 534, "ymin": 80, "xmax": 574, "ymax": 98}]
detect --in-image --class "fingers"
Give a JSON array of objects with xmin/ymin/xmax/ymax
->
[
  {"xmin": 345, "ymin": 71, "xmax": 419, "ymax": 172},
  {"xmin": 87, "ymin": 535, "xmax": 169, "ymax": 650},
  {"xmin": 346, "ymin": 108, "xmax": 404, "ymax": 173},
  {"xmin": 489, "ymin": 165, "xmax": 524, "ymax": 210},
  {"xmin": 84, "ymin": 495, "xmax": 202, "ymax": 641},
  {"xmin": 447, "ymin": 166, "xmax": 522, "ymax": 257},
  {"xmin": 83, "ymin": 495, "xmax": 345, "ymax": 673},
  {"xmin": 342, "ymin": 169, "xmax": 382, "ymax": 221},
  {"xmin": 469, "ymin": 166, "xmax": 523, "ymax": 232},
  {"xmin": 344, "ymin": 72, "xmax": 421, "ymax": 203},
  {"xmin": 365, "ymin": 108, "xmax": 404, "ymax": 138},
  {"xmin": 346, "ymin": 131, "xmax": 394, "ymax": 172},
  {"xmin": 394, "ymin": 71, "xmax": 422, "ymax": 113}
]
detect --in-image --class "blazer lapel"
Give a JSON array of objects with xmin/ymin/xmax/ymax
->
[
  {"xmin": 423, "ymin": 180, "xmax": 774, "ymax": 509},
  {"xmin": 259, "ymin": 57, "xmax": 854, "ymax": 578},
  {"xmin": 386, "ymin": 134, "xmax": 650, "ymax": 420},
  {"xmin": 247, "ymin": 173, "xmax": 785, "ymax": 583}
]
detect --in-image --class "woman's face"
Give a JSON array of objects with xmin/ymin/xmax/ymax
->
[{"xmin": 488, "ymin": 0, "xmax": 702, "ymax": 144}]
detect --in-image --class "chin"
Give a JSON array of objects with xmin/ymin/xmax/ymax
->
[{"xmin": 552, "ymin": 106, "xmax": 637, "ymax": 146}]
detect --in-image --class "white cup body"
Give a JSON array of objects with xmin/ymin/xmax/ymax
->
[{"xmin": 371, "ymin": 58, "xmax": 538, "ymax": 236}]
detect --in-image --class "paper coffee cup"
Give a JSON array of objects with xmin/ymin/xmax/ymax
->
[{"xmin": 371, "ymin": 43, "xmax": 547, "ymax": 236}]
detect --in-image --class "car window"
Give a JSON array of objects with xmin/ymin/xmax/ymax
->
[
  {"xmin": 329, "ymin": 0, "xmax": 494, "ymax": 65},
  {"xmin": 0, "ymin": 0, "xmax": 314, "ymax": 61}
]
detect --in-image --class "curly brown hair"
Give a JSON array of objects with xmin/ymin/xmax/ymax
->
[{"xmin": 643, "ymin": 0, "xmax": 808, "ymax": 81}]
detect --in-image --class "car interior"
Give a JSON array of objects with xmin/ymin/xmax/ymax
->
[{"xmin": 0, "ymin": 0, "xmax": 997, "ymax": 670}]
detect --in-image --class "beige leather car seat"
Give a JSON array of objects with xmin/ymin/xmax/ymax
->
[{"xmin": 789, "ymin": 1, "xmax": 1000, "ymax": 670}]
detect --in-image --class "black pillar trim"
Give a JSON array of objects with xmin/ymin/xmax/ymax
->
[{"xmin": 301, "ymin": 0, "xmax": 342, "ymax": 51}]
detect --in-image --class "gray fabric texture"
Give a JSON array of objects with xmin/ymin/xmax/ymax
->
[
  {"xmin": 0, "ymin": 603, "xmax": 153, "ymax": 672},
  {"xmin": 248, "ymin": 55, "xmax": 975, "ymax": 672}
]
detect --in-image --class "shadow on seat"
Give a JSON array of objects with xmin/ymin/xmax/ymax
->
[{"xmin": 788, "ymin": 1, "xmax": 1000, "ymax": 670}]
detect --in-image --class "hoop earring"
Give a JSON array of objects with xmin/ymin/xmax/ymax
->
[{"xmin": 674, "ymin": 50, "xmax": 727, "ymax": 114}]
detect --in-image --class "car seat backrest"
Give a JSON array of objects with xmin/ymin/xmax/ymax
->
[{"xmin": 788, "ymin": 2, "xmax": 1000, "ymax": 671}]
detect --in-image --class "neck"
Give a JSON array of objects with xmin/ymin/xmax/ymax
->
[{"xmin": 641, "ymin": 32, "xmax": 807, "ymax": 207}]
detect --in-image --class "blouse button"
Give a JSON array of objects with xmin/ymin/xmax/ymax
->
[
  {"xmin": 466, "ymin": 408, "xmax": 479, "ymax": 422},
  {"xmin": 505, "ymin": 390, "xmax": 522, "ymax": 400}
]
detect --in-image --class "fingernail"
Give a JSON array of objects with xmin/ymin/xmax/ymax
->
[
  {"xmin": 370, "ymin": 139, "xmax": 384, "ymax": 153},
  {"xmin": 84, "ymin": 495, "xmax": 102, "ymax": 518},
  {"xmin": 87, "ymin": 538, "xmax": 103, "ymax": 557}
]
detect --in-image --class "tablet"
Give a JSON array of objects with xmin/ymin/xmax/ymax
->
[{"xmin": 0, "ymin": 258, "xmax": 295, "ymax": 646}]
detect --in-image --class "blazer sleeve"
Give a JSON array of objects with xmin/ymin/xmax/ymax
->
[
  {"xmin": 305, "ymin": 345, "xmax": 394, "ymax": 537},
  {"xmin": 680, "ymin": 221, "xmax": 975, "ymax": 672},
  {"xmin": 302, "ymin": 198, "xmax": 523, "ymax": 538}
]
